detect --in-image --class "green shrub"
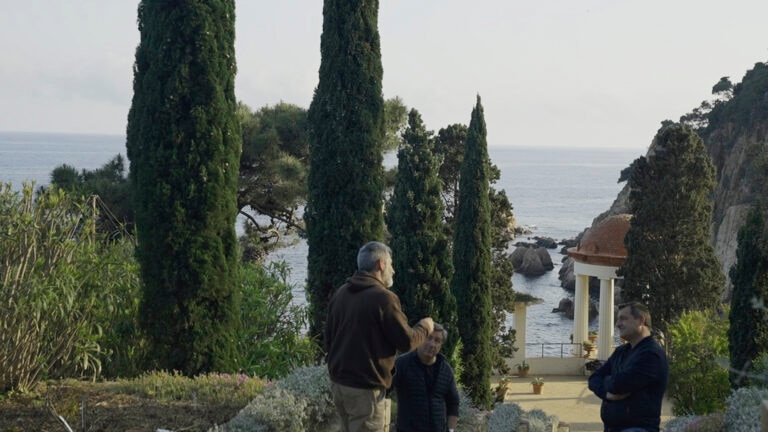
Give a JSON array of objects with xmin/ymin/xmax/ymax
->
[
  {"xmin": 667, "ymin": 309, "xmax": 730, "ymax": 415},
  {"xmin": 114, "ymin": 370, "xmax": 267, "ymax": 406},
  {"xmin": 238, "ymin": 262, "xmax": 316, "ymax": 379},
  {"xmin": 0, "ymin": 185, "xmax": 126, "ymax": 392}
]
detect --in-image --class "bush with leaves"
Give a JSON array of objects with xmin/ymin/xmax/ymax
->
[
  {"xmin": 667, "ymin": 309, "xmax": 730, "ymax": 415},
  {"xmin": 238, "ymin": 261, "xmax": 316, "ymax": 378},
  {"xmin": 0, "ymin": 184, "xmax": 133, "ymax": 391}
]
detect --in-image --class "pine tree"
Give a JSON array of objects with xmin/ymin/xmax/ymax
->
[
  {"xmin": 619, "ymin": 124, "xmax": 724, "ymax": 334},
  {"xmin": 126, "ymin": 1, "xmax": 242, "ymax": 375},
  {"xmin": 728, "ymin": 204, "xmax": 768, "ymax": 388},
  {"xmin": 305, "ymin": 0, "xmax": 386, "ymax": 348},
  {"xmin": 450, "ymin": 96, "xmax": 493, "ymax": 409},
  {"xmin": 386, "ymin": 109, "xmax": 458, "ymax": 359}
]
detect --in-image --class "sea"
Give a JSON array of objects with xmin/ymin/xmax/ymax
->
[{"xmin": 0, "ymin": 130, "xmax": 644, "ymax": 354}]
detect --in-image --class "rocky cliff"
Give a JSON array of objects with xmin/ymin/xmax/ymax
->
[{"xmin": 580, "ymin": 62, "xmax": 768, "ymax": 300}]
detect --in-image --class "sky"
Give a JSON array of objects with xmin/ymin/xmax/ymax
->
[{"xmin": 1, "ymin": 1, "xmax": 766, "ymax": 150}]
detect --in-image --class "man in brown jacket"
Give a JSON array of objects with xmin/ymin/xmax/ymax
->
[{"xmin": 325, "ymin": 241, "xmax": 434, "ymax": 432}]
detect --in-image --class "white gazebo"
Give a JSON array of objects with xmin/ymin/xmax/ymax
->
[{"xmin": 567, "ymin": 214, "xmax": 631, "ymax": 360}]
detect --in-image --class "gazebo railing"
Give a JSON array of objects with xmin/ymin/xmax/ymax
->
[{"xmin": 525, "ymin": 342, "xmax": 582, "ymax": 358}]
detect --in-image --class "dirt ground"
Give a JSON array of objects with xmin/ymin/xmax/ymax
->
[{"xmin": 0, "ymin": 381, "xmax": 243, "ymax": 432}]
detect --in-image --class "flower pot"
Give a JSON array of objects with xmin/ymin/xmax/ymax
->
[
  {"xmin": 532, "ymin": 383, "xmax": 543, "ymax": 394},
  {"xmin": 517, "ymin": 368, "xmax": 529, "ymax": 378}
]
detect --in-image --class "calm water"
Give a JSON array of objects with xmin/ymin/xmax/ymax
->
[{"xmin": 0, "ymin": 131, "xmax": 643, "ymax": 352}]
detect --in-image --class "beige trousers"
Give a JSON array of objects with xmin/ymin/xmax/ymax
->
[{"xmin": 330, "ymin": 382, "xmax": 391, "ymax": 432}]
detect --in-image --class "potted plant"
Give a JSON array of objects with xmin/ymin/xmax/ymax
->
[
  {"xmin": 494, "ymin": 375, "xmax": 512, "ymax": 403},
  {"xmin": 582, "ymin": 340, "xmax": 596, "ymax": 357},
  {"xmin": 515, "ymin": 359, "xmax": 530, "ymax": 377},
  {"xmin": 531, "ymin": 376, "xmax": 544, "ymax": 394},
  {"xmin": 588, "ymin": 330, "xmax": 598, "ymax": 342}
]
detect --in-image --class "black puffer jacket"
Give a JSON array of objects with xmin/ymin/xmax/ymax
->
[{"xmin": 393, "ymin": 351, "xmax": 459, "ymax": 432}]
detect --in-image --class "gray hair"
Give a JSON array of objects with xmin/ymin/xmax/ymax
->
[
  {"xmin": 357, "ymin": 241, "xmax": 391, "ymax": 271},
  {"xmin": 433, "ymin": 323, "xmax": 448, "ymax": 341}
]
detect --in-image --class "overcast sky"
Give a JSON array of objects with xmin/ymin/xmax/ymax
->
[{"xmin": 1, "ymin": 1, "xmax": 766, "ymax": 150}]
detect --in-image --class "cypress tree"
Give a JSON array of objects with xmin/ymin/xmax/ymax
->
[
  {"xmin": 386, "ymin": 109, "xmax": 458, "ymax": 359},
  {"xmin": 450, "ymin": 96, "xmax": 493, "ymax": 409},
  {"xmin": 728, "ymin": 204, "xmax": 768, "ymax": 388},
  {"xmin": 305, "ymin": 0, "xmax": 386, "ymax": 348},
  {"xmin": 126, "ymin": 1, "xmax": 241, "ymax": 375},
  {"xmin": 619, "ymin": 124, "xmax": 724, "ymax": 334}
]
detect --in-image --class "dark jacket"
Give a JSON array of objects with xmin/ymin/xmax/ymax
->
[
  {"xmin": 588, "ymin": 336, "xmax": 669, "ymax": 432},
  {"xmin": 393, "ymin": 351, "xmax": 459, "ymax": 432},
  {"xmin": 325, "ymin": 271, "xmax": 428, "ymax": 389}
]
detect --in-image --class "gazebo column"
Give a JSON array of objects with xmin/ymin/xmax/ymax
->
[
  {"xmin": 572, "ymin": 273, "xmax": 590, "ymax": 356},
  {"xmin": 514, "ymin": 302, "xmax": 527, "ymax": 360},
  {"xmin": 597, "ymin": 277, "xmax": 615, "ymax": 360}
]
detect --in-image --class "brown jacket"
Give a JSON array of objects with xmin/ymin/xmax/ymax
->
[{"xmin": 325, "ymin": 271, "xmax": 428, "ymax": 389}]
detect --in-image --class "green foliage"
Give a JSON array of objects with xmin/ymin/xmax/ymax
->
[
  {"xmin": 434, "ymin": 123, "xmax": 469, "ymax": 230},
  {"xmin": 237, "ymin": 102, "xmax": 309, "ymax": 261},
  {"xmin": 127, "ymin": 1, "xmax": 242, "ymax": 375},
  {"xmin": 667, "ymin": 309, "xmax": 730, "ymax": 415},
  {"xmin": 432, "ymin": 121, "xmax": 518, "ymax": 373},
  {"xmin": 700, "ymin": 62, "xmax": 768, "ymax": 146},
  {"xmin": 305, "ymin": 0, "xmax": 386, "ymax": 349},
  {"xmin": 0, "ymin": 185, "xmax": 135, "ymax": 391},
  {"xmin": 450, "ymin": 96, "xmax": 494, "ymax": 409},
  {"xmin": 383, "ymin": 96, "xmax": 409, "ymax": 152},
  {"xmin": 48, "ymin": 154, "xmax": 134, "ymax": 235},
  {"xmin": 386, "ymin": 109, "xmax": 458, "ymax": 358},
  {"xmin": 728, "ymin": 205, "xmax": 768, "ymax": 388},
  {"xmin": 237, "ymin": 262, "xmax": 316, "ymax": 379},
  {"xmin": 619, "ymin": 124, "xmax": 725, "ymax": 334},
  {"xmin": 115, "ymin": 370, "xmax": 266, "ymax": 406},
  {"xmin": 90, "ymin": 238, "xmax": 145, "ymax": 379}
]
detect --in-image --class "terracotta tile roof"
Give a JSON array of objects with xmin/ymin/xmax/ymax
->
[{"xmin": 567, "ymin": 214, "xmax": 631, "ymax": 267}]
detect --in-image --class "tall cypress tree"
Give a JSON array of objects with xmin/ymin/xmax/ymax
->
[
  {"xmin": 619, "ymin": 124, "xmax": 724, "ymax": 334},
  {"xmin": 126, "ymin": 1, "xmax": 241, "ymax": 375},
  {"xmin": 305, "ymin": 0, "xmax": 385, "ymax": 348},
  {"xmin": 450, "ymin": 96, "xmax": 493, "ymax": 409},
  {"xmin": 386, "ymin": 109, "xmax": 458, "ymax": 359},
  {"xmin": 728, "ymin": 204, "xmax": 768, "ymax": 388}
]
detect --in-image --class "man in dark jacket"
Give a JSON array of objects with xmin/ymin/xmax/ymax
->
[
  {"xmin": 588, "ymin": 301, "xmax": 669, "ymax": 432},
  {"xmin": 393, "ymin": 323, "xmax": 459, "ymax": 432},
  {"xmin": 326, "ymin": 241, "xmax": 434, "ymax": 432}
]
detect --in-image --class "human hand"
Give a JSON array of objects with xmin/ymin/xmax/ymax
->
[
  {"xmin": 606, "ymin": 392, "xmax": 629, "ymax": 401},
  {"xmin": 418, "ymin": 317, "xmax": 434, "ymax": 334}
]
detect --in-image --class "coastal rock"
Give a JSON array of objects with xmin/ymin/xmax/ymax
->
[
  {"xmin": 510, "ymin": 245, "xmax": 554, "ymax": 276},
  {"xmin": 551, "ymin": 297, "xmax": 599, "ymax": 320}
]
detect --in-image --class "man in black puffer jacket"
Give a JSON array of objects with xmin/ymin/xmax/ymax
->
[
  {"xmin": 393, "ymin": 323, "xmax": 459, "ymax": 432},
  {"xmin": 588, "ymin": 301, "xmax": 669, "ymax": 432}
]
